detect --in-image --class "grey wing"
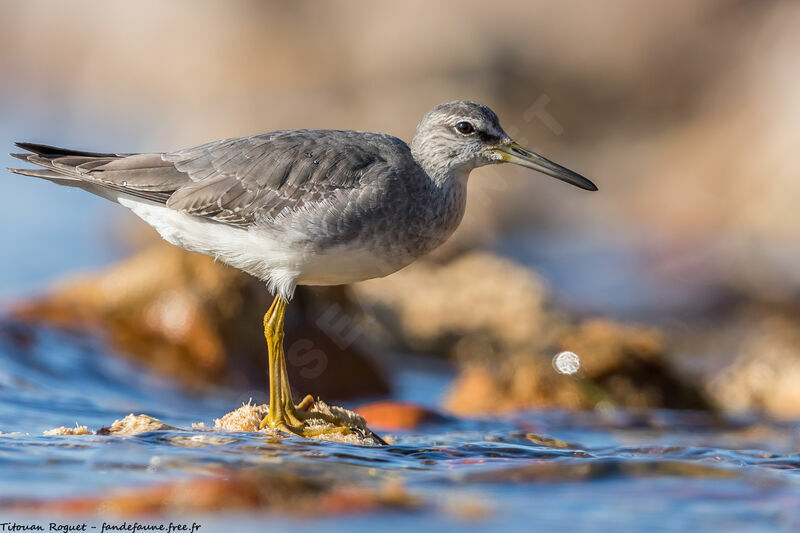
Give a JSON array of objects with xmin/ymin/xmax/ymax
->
[
  {"xmin": 8, "ymin": 131, "xmax": 411, "ymax": 228},
  {"xmin": 8, "ymin": 143, "xmax": 190, "ymax": 204},
  {"xmin": 163, "ymin": 130, "xmax": 401, "ymax": 226}
]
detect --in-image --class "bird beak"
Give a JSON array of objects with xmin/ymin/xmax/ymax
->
[{"xmin": 491, "ymin": 141, "xmax": 597, "ymax": 191}]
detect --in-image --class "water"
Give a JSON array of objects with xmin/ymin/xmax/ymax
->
[{"xmin": 1, "ymin": 321, "xmax": 800, "ymax": 532}]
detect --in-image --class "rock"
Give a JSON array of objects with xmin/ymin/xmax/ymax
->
[
  {"xmin": 24, "ymin": 404, "xmax": 384, "ymax": 445},
  {"xmin": 353, "ymin": 251, "xmax": 562, "ymax": 356},
  {"xmin": 43, "ymin": 424, "xmax": 90, "ymax": 436},
  {"xmin": 12, "ymin": 244, "xmax": 390, "ymax": 401},
  {"xmin": 214, "ymin": 401, "xmax": 266, "ymax": 432},
  {"xmin": 97, "ymin": 414, "xmax": 177, "ymax": 435},
  {"xmin": 558, "ymin": 319, "xmax": 664, "ymax": 376},
  {"xmin": 355, "ymin": 251, "xmax": 711, "ymax": 413},
  {"xmin": 302, "ymin": 401, "xmax": 385, "ymax": 444},
  {"xmin": 354, "ymin": 401, "xmax": 446, "ymax": 431},
  {"xmin": 446, "ymin": 362, "xmax": 584, "ymax": 414},
  {"xmin": 214, "ymin": 400, "xmax": 386, "ymax": 445},
  {"xmin": 445, "ymin": 319, "xmax": 713, "ymax": 414},
  {"xmin": 707, "ymin": 313, "xmax": 800, "ymax": 417}
]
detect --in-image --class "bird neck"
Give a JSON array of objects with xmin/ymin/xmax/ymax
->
[
  {"xmin": 426, "ymin": 167, "xmax": 470, "ymax": 192},
  {"xmin": 411, "ymin": 138, "xmax": 472, "ymax": 189}
]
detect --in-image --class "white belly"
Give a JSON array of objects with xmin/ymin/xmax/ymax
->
[
  {"xmin": 118, "ymin": 197, "xmax": 407, "ymax": 298},
  {"xmin": 296, "ymin": 244, "xmax": 408, "ymax": 286}
]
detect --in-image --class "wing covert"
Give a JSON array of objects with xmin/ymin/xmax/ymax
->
[{"xmin": 163, "ymin": 130, "xmax": 404, "ymax": 226}]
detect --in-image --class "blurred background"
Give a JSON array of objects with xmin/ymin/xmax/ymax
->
[
  {"xmin": 3, "ymin": 0, "xmax": 800, "ymax": 410},
  {"xmin": 3, "ymin": 0, "xmax": 799, "ymax": 410},
  {"xmin": 2, "ymin": 0, "xmax": 800, "ymax": 527},
  {"xmin": 2, "ymin": 0, "xmax": 797, "ymax": 306}
]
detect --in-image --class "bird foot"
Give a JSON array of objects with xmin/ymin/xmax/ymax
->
[
  {"xmin": 258, "ymin": 394, "xmax": 315, "ymax": 431},
  {"xmin": 258, "ymin": 396, "xmax": 385, "ymax": 444},
  {"xmin": 274, "ymin": 422, "xmax": 356, "ymax": 439}
]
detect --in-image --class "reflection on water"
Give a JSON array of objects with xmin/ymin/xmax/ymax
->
[{"xmin": 1, "ymin": 321, "xmax": 800, "ymax": 532}]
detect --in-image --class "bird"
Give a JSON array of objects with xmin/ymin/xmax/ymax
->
[{"xmin": 7, "ymin": 100, "xmax": 596, "ymax": 437}]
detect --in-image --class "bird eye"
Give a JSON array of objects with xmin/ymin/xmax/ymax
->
[{"xmin": 455, "ymin": 121, "xmax": 475, "ymax": 135}]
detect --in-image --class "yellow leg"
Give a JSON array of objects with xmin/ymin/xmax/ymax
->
[
  {"xmin": 257, "ymin": 294, "xmax": 372, "ymax": 440},
  {"xmin": 259, "ymin": 295, "xmax": 323, "ymax": 431},
  {"xmin": 275, "ymin": 331, "xmax": 305, "ymax": 428},
  {"xmin": 259, "ymin": 295, "xmax": 299, "ymax": 430}
]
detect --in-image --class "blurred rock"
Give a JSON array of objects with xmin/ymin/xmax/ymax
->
[
  {"xmin": 10, "ymin": 470, "xmax": 420, "ymax": 516},
  {"xmin": 461, "ymin": 458, "xmax": 738, "ymax": 484},
  {"xmin": 356, "ymin": 251, "xmax": 711, "ymax": 413},
  {"xmin": 707, "ymin": 312, "xmax": 800, "ymax": 418},
  {"xmin": 445, "ymin": 319, "xmax": 712, "ymax": 414},
  {"xmin": 354, "ymin": 401, "xmax": 447, "ymax": 431},
  {"xmin": 354, "ymin": 251, "xmax": 563, "ymax": 356},
  {"xmin": 11, "ymin": 244, "xmax": 390, "ymax": 401}
]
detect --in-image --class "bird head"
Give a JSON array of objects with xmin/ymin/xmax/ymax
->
[{"xmin": 411, "ymin": 100, "xmax": 596, "ymax": 191}]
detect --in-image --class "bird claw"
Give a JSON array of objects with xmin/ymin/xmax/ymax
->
[
  {"xmin": 258, "ymin": 395, "xmax": 359, "ymax": 438},
  {"xmin": 295, "ymin": 394, "xmax": 315, "ymax": 412}
]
